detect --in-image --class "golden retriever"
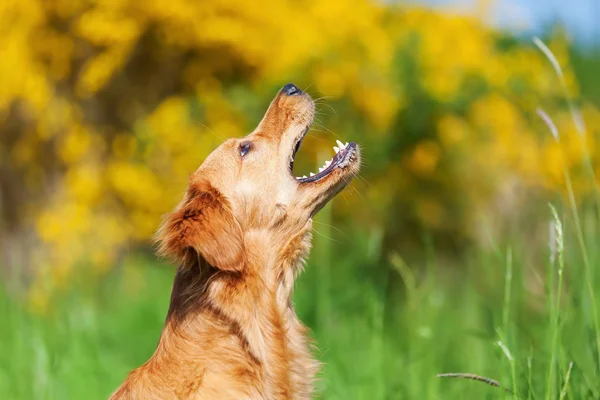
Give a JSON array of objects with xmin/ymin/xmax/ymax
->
[{"xmin": 110, "ymin": 84, "xmax": 360, "ymax": 400}]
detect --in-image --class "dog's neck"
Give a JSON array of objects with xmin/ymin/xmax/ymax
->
[{"xmin": 158, "ymin": 222, "xmax": 313, "ymax": 364}]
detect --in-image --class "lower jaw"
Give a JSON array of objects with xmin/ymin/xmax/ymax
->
[{"xmin": 294, "ymin": 142, "xmax": 356, "ymax": 183}]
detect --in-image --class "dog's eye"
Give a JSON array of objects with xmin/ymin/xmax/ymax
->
[{"xmin": 239, "ymin": 142, "xmax": 252, "ymax": 158}]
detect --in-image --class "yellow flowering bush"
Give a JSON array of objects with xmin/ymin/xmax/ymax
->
[{"xmin": 0, "ymin": 0, "xmax": 596, "ymax": 299}]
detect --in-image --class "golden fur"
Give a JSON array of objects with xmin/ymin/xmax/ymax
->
[{"xmin": 110, "ymin": 85, "xmax": 360, "ymax": 399}]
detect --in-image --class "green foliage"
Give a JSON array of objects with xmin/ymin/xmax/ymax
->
[{"xmin": 2, "ymin": 203, "xmax": 600, "ymax": 399}]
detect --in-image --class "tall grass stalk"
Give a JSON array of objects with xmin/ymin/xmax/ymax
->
[
  {"xmin": 496, "ymin": 340, "xmax": 518, "ymax": 400},
  {"xmin": 532, "ymin": 37, "xmax": 586, "ymax": 134},
  {"xmin": 502, "ymin": 247, "xmax": 513, "ymax": 335},
  {"xmin": 499, "ymin": 247, "xmax": 518, "ymax": 399},
  {"xmin": 546, "ymin": 204, "xmax": 565, "ymax": 400},
  {"xmin": 537, "ymin": 107, "xmax": 600, "ymax": 377},
  {"xmin": 559, "ymin": 362, "xmax": 573, "ymax": 400},
  {"xmin": 527, "ymin": 350, "xmax": 534, "ymax": 400}
]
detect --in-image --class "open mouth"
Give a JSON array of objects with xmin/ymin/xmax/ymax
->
[{"xmin": 290, "ymin": 133, "xmax": 358, "ymax": 184}]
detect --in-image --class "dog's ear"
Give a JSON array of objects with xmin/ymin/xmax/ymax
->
[{"xmin": 155, "ymin": 180, "xmax": 244, "ymax": 272}]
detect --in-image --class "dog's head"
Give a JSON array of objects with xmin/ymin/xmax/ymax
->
[{"xmin": 156, "ymin": 84, "xmax": 360, "ymax": 271}]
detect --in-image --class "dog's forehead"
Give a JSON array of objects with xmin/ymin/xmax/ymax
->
[
  {"xmin": 191, "ymin": 141, "xmax": 237, "ymax": 186},
  {"xmin": 203, "ymin": 139, "xmax": 237, "ymax": 168}
]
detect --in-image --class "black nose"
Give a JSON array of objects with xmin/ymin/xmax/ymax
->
[{"xmin": 282, "ymin": 83, "xmax": 302, "ymax": 96}]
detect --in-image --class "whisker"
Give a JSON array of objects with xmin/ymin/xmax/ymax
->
[
  {"xmin": 312, "ymin": 226, "xmax": 343, "ymax": 244},
  {"xmin": 307, "ymin": 127, "xmax": 329, "ymax": 135},
  {"xmin": 193, "ymin": 120, "xmax": 226, "ymax": 142},
  {"xmin": 307, "ymin": 130, "xmax": 342, "ymax": 142},
  {"xmin": 311, "ymin": 122, "xmax": 341, "ymax": 139},
  {"xmin": 337, "ymin": 187, "xmax": 351, "ymax": 206},
  {"xmin": 313, "ymin": 95, "xmax": 337, "ymax": 102},
  {"xmin": 315, "ymin": 104, "xmax": 337, "ymax": 115},
  {"xmin": 349, "ymin": 181, "xmax": 363, "ymax": 199},
  {"xmin": 355, "ymin": 173, "xmax": 373, "ymax": 188},
  {"xmin": 314, "ymin": 111, "xmax": 336, "ymax": 119},
  {"xmin": 339, "ymin": 175, "xmax": 363, "ymax": 200},
  {"xmin": 312, "ymin": 95, "xmax": 338, "ymax": 116},
  {"xmin": 312, "ymin": 220, "xmax": 350, "ymax": 242}
]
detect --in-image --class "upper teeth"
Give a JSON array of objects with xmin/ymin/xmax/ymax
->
[{"xmin": 296, "ymin": 140, "xmax": 350, "ymax": 180}]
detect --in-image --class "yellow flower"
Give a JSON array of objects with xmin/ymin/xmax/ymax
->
[
  {"xmin": 438, "ymin": 114, "xmax": 469, "ymax": 145},
  {"xmin": 58, "ymin": 124, "xmax": 93, "ymax": 164},
  {"xmin": 65, "ymin": 164, "xmax": 103, "ymax": 204},
  {"xmin": 408, "ymin": 140, "xmax": 441, "ymax": 176},
  {"xmin": 0, "ymin": 0, "xmax": 594, "ymax": 296}
]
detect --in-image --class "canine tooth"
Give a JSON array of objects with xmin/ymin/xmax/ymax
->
[
  {"xmin": 333, "ymin": 146, "xmax": 339, "ymax": 153},
  {"xmin": 345, "ymin": 142, "xmax": 349, "ymax": 147},
  {"xmin": 310, "ymin": 172, "xmax": 315, "ymax": 177},
  {"xmin": 336, "ymin": 140, "xmax": 344, "ymax": 149}
]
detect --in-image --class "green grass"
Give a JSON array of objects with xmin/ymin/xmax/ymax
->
[{"xmin": 1, "ymin": 201, "xmax": 600, "ymax": 399}]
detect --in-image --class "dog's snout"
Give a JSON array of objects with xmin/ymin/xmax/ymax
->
[{"xmin": 281, "ymin": 83, "xmax": 302, "ymax": 96}]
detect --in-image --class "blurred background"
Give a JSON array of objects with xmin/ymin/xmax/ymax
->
[{"xmin": 1, "ymin": 0, "xmax": 600, "ymax": 398}]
